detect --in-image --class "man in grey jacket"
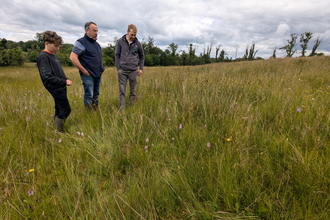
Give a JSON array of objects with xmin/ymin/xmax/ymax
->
[{"xmin": 115, "ymin": 24, "xmax": 144, "ymax": 109}]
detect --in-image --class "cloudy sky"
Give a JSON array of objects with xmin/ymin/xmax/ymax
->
[{"xmin": 1, "ymin": 0, "xmax": 329, "ymax": 59}]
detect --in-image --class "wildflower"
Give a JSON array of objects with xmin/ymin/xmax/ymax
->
[
  {"xmin": 145, "ymin": 146, "xmax": 148, "ymax": 150},
  {"xmin": 70, "ymin": 91, "xmax": 73, "ymax": 94},
  {"xmin": 59, "ymin": 138, "xmax": 62, "ymax": 143},
  {"xmin": 204, "ymin": 125, "xmax": 207, "ymax": 129},
  {"xmin": 28, "ymin": 190, "xmax": 34, "ymax": 196},
  {"xmin": 166, "ymin": 108, "xmax": 168, "ymax": 113},
  {"xmin": 179, "ymin": 124, "xmax": 182, "ymax": 130},
  {"xmin": 140, "ymin": 115, "xmax": 143, "ymax": 120},
  {"xmin": 81, "ymin": 132, "xmax": 84, "ymax": 137},
  {"xmin": 150, "ymin": 110, "xmax": 152, "ymax": 112},
  {"xmin": 0, "ymin": 127, "xmax": 3, "ymax": 130},
  {"xmin": 146, "ymin": 138, "xmax": 149, "ymax": 142},
  {"xmin": 26, "ymin": 117, "xmax": 29, "ymax": 121},
  {"xmin": 25, "ymin": 107, "xmax": 27, "ymax": 109},
  {"xmin": 77, "ymin": 132, "xmax": 81, "ymax": 135},
  {"xmin": 29, "ymin": 169, "xmax": 34, "ymax": 172},
  {"xmin": 169, "ymin": 118, "xmax": 171, "ymax": 121},
  {"xmin": 152, "ymin": 143, "xmax": 154, "ymax": 146},
  {"xmin": 226, "ymin": 138, "xmax": 231, "ymax": 142},
  {"xmin": 207, "ymin": 142, "xmax": 210, "ymax": 148},
  {"xmin": 172, "ymin": 137, "xmax": 174, "ymax": 141},
  {"xmin": 297, "ymin": 108, "xmax": 301, "ymax": 113}
]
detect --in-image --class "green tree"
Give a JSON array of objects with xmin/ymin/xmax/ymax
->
[
  {"xmin": 1, "ymin": 38, "xmax": 8, "ymax": 50},
  {"xmin": 300, "ymin": 32, "xmax": 313, "ymax": 57},
  {"xmin": 219, "ymin": 49, "xmax": 227, "ymax": 62},
  {"xmin": 309, "ymin": 36, "xmax": 324, "ymax": 56},
  {"xmin": 215, "ymin": 45, "xmax": 221, "ymax": 60},
  {"xmin": 248, "ymin": 43, "xmax": 258, "ymax": 60},
  {"xmin": 279, "ymin": 33, "xmax": 298, "ymax": 57},
  {"xmin": 181, "ymin": 50, "xmax": 189, "ymax": 66},
  {"xmin": 187, "ymin": 43, "xmax": 198, "ymax": 65},
  {"xmin": 57, "ymin": 44, "xmax": 74, "ymax": 66},
  {"xmin": 271, "ymin": 47, "xmax": 277, "ymax": 59},
  {"xmin": 102, "ymin": 37, "xmax": 117, "ymax": 67},
  {"xmin": 28, "ymin": 51, "xmax": 39, "ymax": 62},
  {"xmin": 168, "ymin": 42, "xmax": 178, "ymax": 57},
  {"xmin": 35, "ymin": 32, "xmax": 45, "ymax": 51},
  {"xmin": 0, "ymin": 49, "xmax": 24, "ymax": 66}
]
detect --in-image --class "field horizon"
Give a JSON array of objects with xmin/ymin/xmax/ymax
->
[{"xmin": 1, "ymin": 56, "xmax": 330, "ymax": 219}]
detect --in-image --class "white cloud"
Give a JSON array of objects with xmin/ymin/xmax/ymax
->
[
  {"xmin": 275, "ymin": 23, "xmax": 291, "ymax": 36},
  {"xmin": 0, "ymin": 0, "xmax": 329, "ymax": 58}
]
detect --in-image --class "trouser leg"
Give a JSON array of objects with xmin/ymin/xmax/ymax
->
[
  {"xmin": 128, "ymin": 70, "xmax": 138, "ymax": 105},
  {"xmin": 81, "ymin": 74, "xmax": 94, "ymax": 106},
  {"xmin": 49, "ymin": 87, "xmax": 71, "ymax": 131},
  {"xmin": 92, "ymin": 77, "xmax": 101, "ymax": 109},
  {"xmin": 49, "ymin": 87, "xmax": 71, "ymax": 120},
  {"xmin": 118, "ymin": 69, "xmax": 128, "ymax": 108}
]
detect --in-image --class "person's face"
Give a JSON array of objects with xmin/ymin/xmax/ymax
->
[
  {"xmin": 86, "ymin": 24, "xmax": 98, "ymax": 40},
  {"xmin": 46, "ymin": 42, "xmax": 60, "ymax": 54},
  {"xmin": 127, "ymin": 29, "xmax": 137, "ymax": 42}
]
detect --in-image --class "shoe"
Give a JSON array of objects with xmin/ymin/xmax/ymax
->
[
  {"xmin": 92, "ymin": 99, "xmax": 99, "ymax": 111},
  {"xmin": 85, "ymin": 104, "xmax": 94, "ymax": 111},
  {"xmin": 129, "ymin": 96, "xmax": 135, "ymax": 105},
  {"xmin": 54, "ymin": 116, "xmax": 65, "ymax": 132}
]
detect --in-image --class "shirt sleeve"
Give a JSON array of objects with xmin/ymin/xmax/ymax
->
[
  {"xmin": 37, "ymin": 55, "xmax": 67, "ymax": 87},
  {"xmin": 115, "ymin": 40, "xmax": 122, "ymax": 70},
  {"xmin": 72, "ymin": 41, "xmax": 85, "ymax": 55}
]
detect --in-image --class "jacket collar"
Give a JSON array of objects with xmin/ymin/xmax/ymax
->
[
  {"xmin": 84, "ymin": 33, "xmax": 96, "ymax": 43},
  {"xmin": 123, "ymin": 34, "xmax": 137, "ymax": 44}
]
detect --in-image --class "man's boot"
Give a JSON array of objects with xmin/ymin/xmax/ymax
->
[
  {"xmin": 129, "ymin": 96, "xmax": 135, "ymax": 106},
  {"xmin": 92, "ymin": 99, "xmax": 99, "ymax": 111},
  {"xmin": 85, "ymin": 104, "xmax": 94, "ymax": 111},
  {"xmin": 54, "ymin": 116, "xmax": 65, "ymax": 132}
]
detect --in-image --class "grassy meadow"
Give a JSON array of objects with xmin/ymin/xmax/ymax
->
[{"xmin": 1, "ymin": 56, "xmax": 330, "ymax": 219}]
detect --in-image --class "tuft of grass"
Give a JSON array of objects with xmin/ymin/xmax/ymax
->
[{"xmin": 1, "ymin": 57, "xmax": 330, "ymax": 219}]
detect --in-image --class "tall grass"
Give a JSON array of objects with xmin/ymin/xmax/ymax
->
[{"xmin": 1, "ymin": 57, "xmax": 330, "ymax": 219}]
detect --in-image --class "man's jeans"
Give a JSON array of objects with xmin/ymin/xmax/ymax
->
[
  {"xmin": 81, "ymin": 75, "xmax": 101, "ymax": 106},
  {"xmin": 117, "ymin": 69, "xmax": 138, "ymax": 108},
  {"xmin": 49, "ymin": 87, "xmax": 71, "ymax": 120}
]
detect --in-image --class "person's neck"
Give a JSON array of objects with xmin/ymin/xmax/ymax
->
[
  {"xmin": 85, "ymin": 33, "xmax": 95, "ymax": 42},
  {"xmin": 43, "ymin": 48, "xmax": 54, "ymax": 54},
  {"xmin": 126, "ymin": 35, "xmax": 132, "ymax": 43}
]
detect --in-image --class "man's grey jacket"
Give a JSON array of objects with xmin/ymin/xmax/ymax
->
[{"xmin": 115, "ymin": 34, "xmax": 144, "ymax": 71}]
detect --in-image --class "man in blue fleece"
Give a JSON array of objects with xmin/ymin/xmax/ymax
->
[
  {"xmin": 115, "ymin": 24, "xmax": 145, "ymax": 110},
  {"xmin": 70, "ymin": 22, "xmax": 104, "ymax": 110}
]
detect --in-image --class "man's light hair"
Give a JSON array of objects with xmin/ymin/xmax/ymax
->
[
  {"xmin": 85, "ymin": 22, "xmax": 97, "ymax": 31},
  {"xmin": 127, "ymin": 24, "xmax": 137, "ymax": 33}
]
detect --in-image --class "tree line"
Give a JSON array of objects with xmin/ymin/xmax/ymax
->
[
  {"xmin": 272, "ymin": 32, "xmax": 324, "ymax": 58},
  {"xmin": 0, "ymin": 31, "xmax": 324, "ymax": 67}
]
